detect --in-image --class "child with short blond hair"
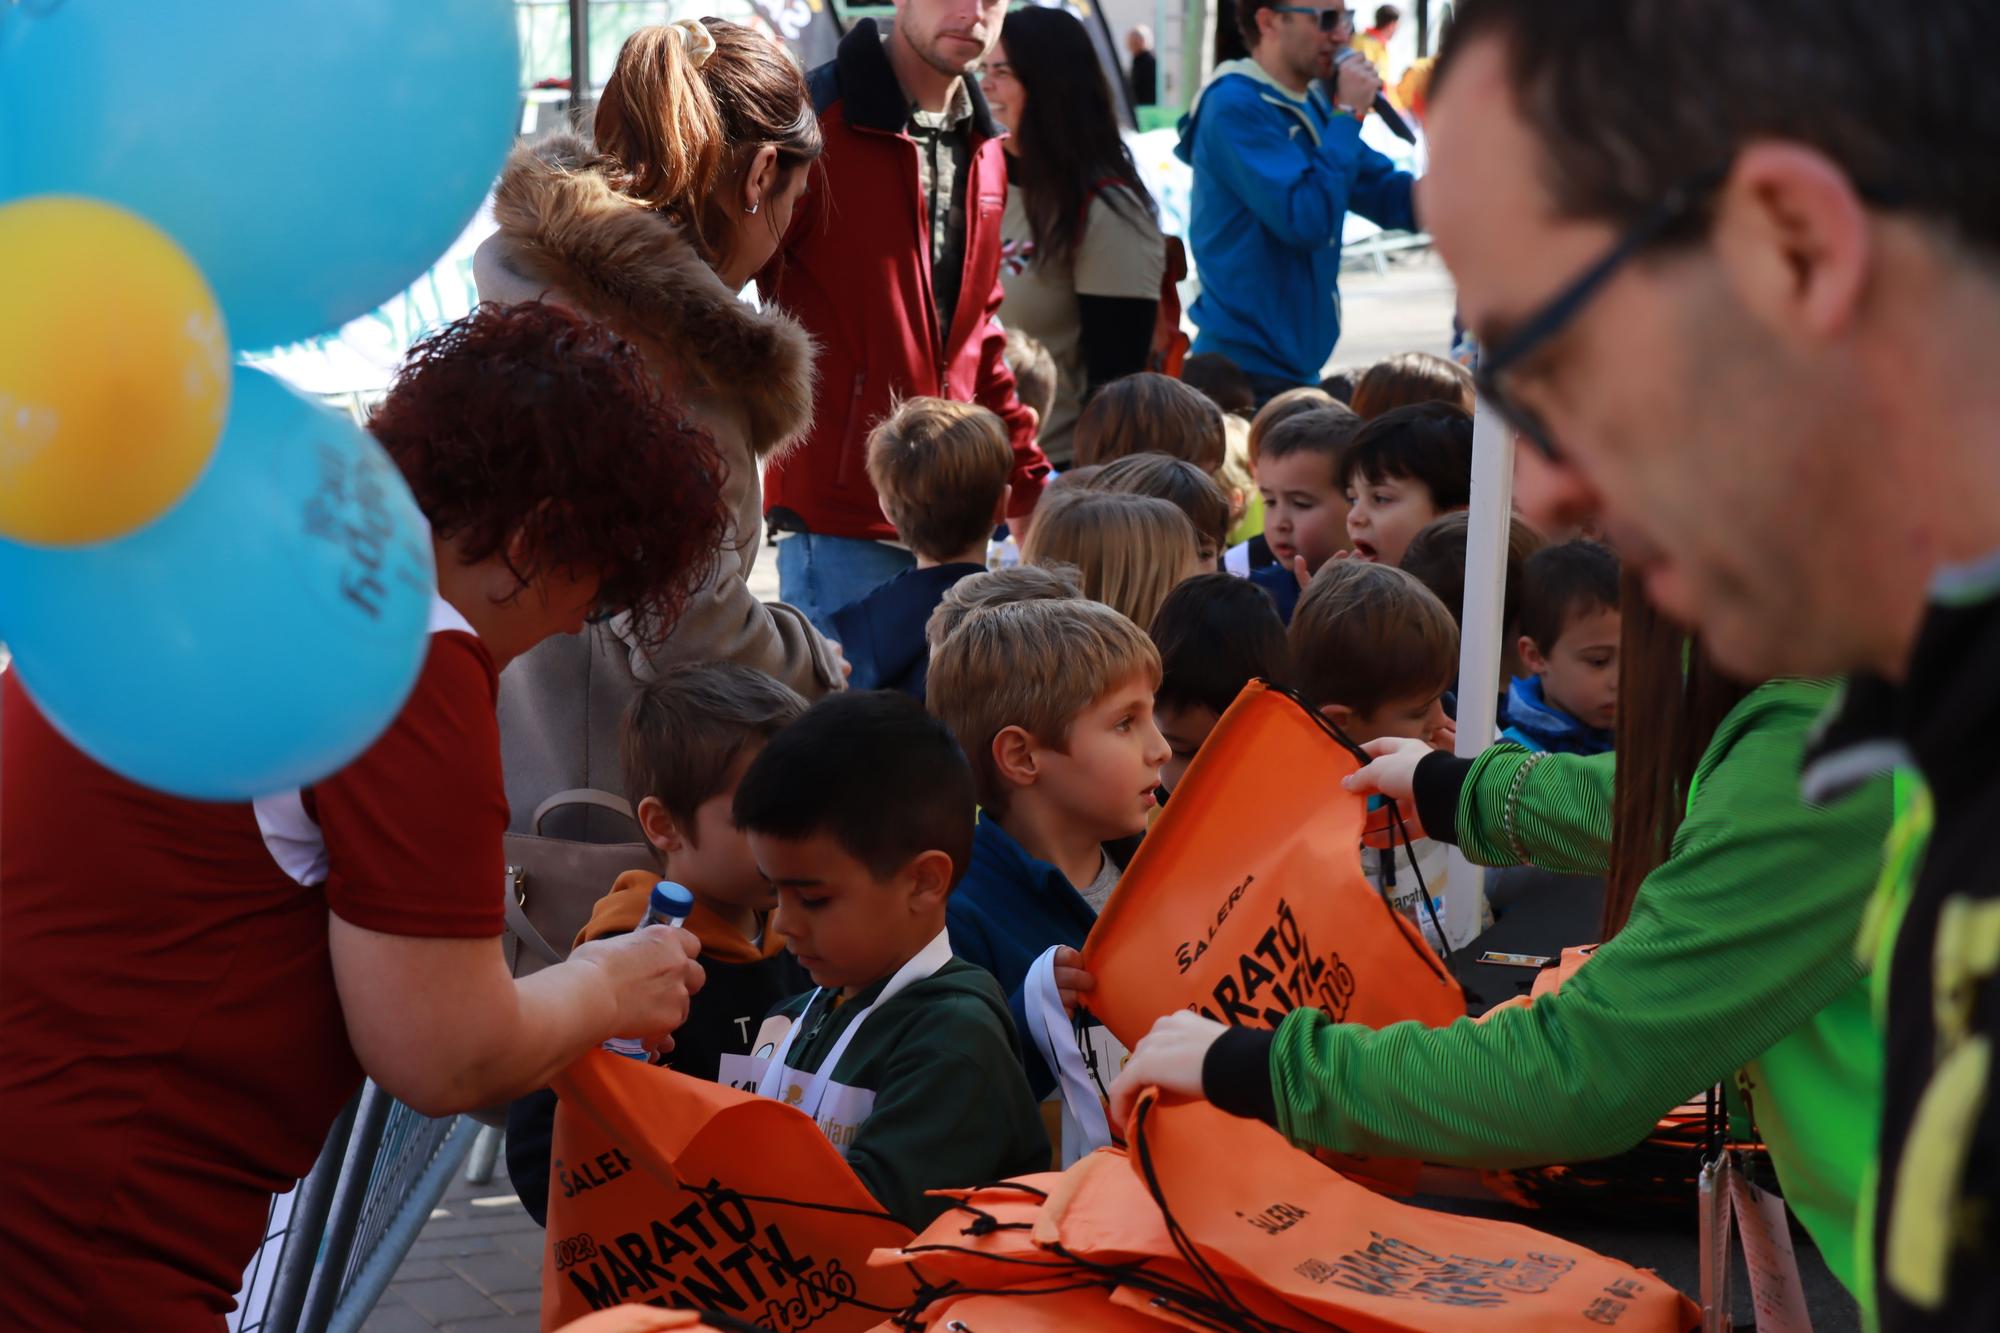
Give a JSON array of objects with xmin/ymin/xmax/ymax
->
[
  {"xmin": 1290, "ymin": 562, "xmax": 1460, "ymax": 939},
  {"xmin": 924, "ymin": 563, "xmax": 1083, "ymax": 652},
  {"xmin": 929, "ymin": 599, "xmax": 1169, "ymax": 1096},
  {"xmin": 831, "ymin": 397, "xmax": 1013, "ymax": 699},
  {"xmin": 1020, "ymin": 490, "xmax": 1204, "ymax": 630}
]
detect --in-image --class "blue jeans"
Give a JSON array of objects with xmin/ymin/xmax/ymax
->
[{"xmin": 776, "ymin": 532, "xmax": 916, "ymax": 637}]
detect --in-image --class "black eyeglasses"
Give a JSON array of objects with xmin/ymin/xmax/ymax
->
[
  {"xmin": 1271, "ymin": 5, "xmax": 1350, "ymax": 32},
  {"xmin": 1473, "ymin": 163, "xmax": 1732, "ymax": 464}
]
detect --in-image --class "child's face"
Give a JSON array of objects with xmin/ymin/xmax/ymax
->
[
  {"xmin": 1155, "ymin": 702, "xmax": 1220, "ymax": 794},
  {"xmin": 1344, "ymin": 471, "xmax": 1442, "ymax": 567},
  {"xmin": 642, "ymin": 751, "xmax": 773, "ymax": 914},
  {"xmin": 1329, "ymin": 689, "xmax": 1450, "ymax": 747},
  {"xmin": 1524, "ymin": 603, "xmax": 1621, "ymax": 730},
  {"xmin": 754, "ymin": 831, "xmax": 952, "ymax": 996},
  {"xmin": 1257, "ymin": 451, "xmax": 1350, "ymax": 574},
  {"xmin": 1031, "ymin": 672, "xmax": 1171, "ymax": 840}
]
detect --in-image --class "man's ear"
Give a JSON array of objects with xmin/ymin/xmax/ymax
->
[
  {"xmin": 1318, "ymin": 702, "xmax": 1355, "ymax": 730},
  {"xmin": 1516, "ymin": 634, "xmax": 1550, "ymax": 676},
  {"xmin": 637, "ymin": 796, "xmax": 684, "ymax": 859},
  {"xmin": 1713, "ymin": 142, "xmax": 1872, "ymax": 345},
  {"xmin": 991, "ymin": 482, "xmax": 1014, "ymax": 527},
  {"xmin": 904, "ymin": 848, "xmax": 957, "ymax": 914},
  {"xmin": 991, "ymin": 724, "xmax": 1040, "ymax": 789}
]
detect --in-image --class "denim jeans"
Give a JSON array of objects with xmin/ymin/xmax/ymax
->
[{"xmin": 776, "ymin": 531, "xmax": 916, "ymax": 637}]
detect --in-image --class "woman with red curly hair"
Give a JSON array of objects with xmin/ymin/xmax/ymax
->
[
  {"xmin": 476, "ymin": 18, "xmax": 841, "ymax": 842},
  {"xmin": 0, "ymin": 302, "xmax": 728, "ymax": 1326}
]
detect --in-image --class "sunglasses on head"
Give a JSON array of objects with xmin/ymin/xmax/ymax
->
[{"xmin": 1271, "ymin": 4, "xmax": 1350, "ymax": 31}]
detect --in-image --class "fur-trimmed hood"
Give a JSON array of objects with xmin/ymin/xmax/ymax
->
[{"xmin": 475, "ymin": 132, "xmax": 816, "ymax": 458}]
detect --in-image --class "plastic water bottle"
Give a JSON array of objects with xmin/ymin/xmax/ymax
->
[{"xmin": 603, "ymin": 880, "xmax": 697, "ymax": 1060}]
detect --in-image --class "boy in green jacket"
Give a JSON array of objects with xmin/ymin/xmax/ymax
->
[
  {"xmin": 1111, "ymin": 680, "xmax": 1889, "ymax": 1294},
  {"xmin": 729, "ymin": 690, "xmax": 1049, "ymax": 1228}
]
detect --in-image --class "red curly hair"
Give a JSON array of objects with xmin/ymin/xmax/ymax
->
[{"xmin": 368, "ymin": 302, "xmax": 726, "ymax": 645}]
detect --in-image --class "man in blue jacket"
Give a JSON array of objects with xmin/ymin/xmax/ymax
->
[{"xmin": 1178, "ymin": 0, "xmax": 1417, "ymax": 402}]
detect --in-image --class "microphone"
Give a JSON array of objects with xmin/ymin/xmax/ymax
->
[{"xmin": 1329, "ymin": 47, "xmax": 1415, "ymax": 143}]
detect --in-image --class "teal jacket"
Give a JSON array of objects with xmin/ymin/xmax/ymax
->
[
  {"xmin": 1230, "ymin": 681, "xmax": 1888, "ymax": 1293},
  {"xmin": 766, "ymin": 956, "xmax": 1048, "ymax": 1228}
]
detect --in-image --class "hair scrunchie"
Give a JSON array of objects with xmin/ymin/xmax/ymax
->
[{"xmin": 669, "ymin": 17, "xmax": 717, "ymax": 68}]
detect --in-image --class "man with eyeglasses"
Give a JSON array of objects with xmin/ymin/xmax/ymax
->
[
  {"xmin": 1419, "ymin": 2, "xmax": 2000, "ymax": 1327},
  {"xmin": 1176, "ymin": 0, "xmax": 1415, "ymax": 406}
]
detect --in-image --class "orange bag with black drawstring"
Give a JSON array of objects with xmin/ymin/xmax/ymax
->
[
  {"xmin": 540, "ymin": 1050, "xmax": 918, "ymax": 1331},
  {"xmin": 1081, "ymin": 681, "xmax": 1466, "ymax": 1050}
]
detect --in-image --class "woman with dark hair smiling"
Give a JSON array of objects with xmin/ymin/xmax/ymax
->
[{"xmin": 983, "ymin": 6, "xmax": 1165, "ymax": 467}]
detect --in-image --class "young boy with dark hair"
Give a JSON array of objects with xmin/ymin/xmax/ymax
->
[
  {"xmin": 831, "ymin": 398, "xmax": 1014, "ymax": 700},
  {"xmin": 505, "ymin": 662, "xmax": 810, "ymax": 1225},
  {"xmin": 730, "ymin": 691, "xmax": 1048, "ymax": 1228},
  {"xmin": 928, "ymin": 599, "xmax": 1169, "ymax": 1097},
  {"xmin": 1290, "ymin": 562, "xmax": 1460, "ymax": 938},
  {"xmin": 1400, "ymin": 509, "xmax": 1548, "ymax": 723},
  {"xmin": 1250, "ymin": 404, "xmax": 1368, "ymax": 622},
  {"xmin": 1340, "ymin": 401, "xmax": 1475, "ymax": 567},
  {"xmin": 1503, "ymin": 540, "xmax": 1622, "ymax": 756},
  {"xmin": 1150, "ymin": 574, "xmax": 1290, "ymax": 793}
]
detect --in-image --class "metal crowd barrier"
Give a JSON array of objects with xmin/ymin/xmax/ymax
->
[{"xmin": 230, "ymin": 1083, "xmax": 479, "ymax": 1333}]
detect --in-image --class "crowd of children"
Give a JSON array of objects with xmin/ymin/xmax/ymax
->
[{"xmin": 504, "ymin": 346, "xmax": 1630, "ymax": 1234}]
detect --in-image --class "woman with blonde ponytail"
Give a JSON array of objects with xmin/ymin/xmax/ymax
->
[{"xmin": 474, "ymin": 20, "xmax": 838, "ymax": 840}]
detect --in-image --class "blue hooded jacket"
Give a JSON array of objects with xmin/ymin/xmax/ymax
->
[
  {"xmin": 1499, "ymin": 674, "xmax": 1615, "ymax": 756},
  {"xmin": 1176, "ymin": 61, "xmax": 1417, "ymax": 385}
]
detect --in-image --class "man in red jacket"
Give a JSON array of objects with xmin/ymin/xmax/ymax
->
[{"xmin": 759, "ymin": 0, "xmax": 1051, "ymax": 632}]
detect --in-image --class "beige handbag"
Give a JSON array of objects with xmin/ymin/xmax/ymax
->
[{"xmin": 501, "ymin": 788, "xmax": 655, "ymax": 980}]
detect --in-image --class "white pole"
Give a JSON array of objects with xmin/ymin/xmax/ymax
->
[{"xmin": 1442, "ymin": 398, "xmax": 1514, "ymax": 948}]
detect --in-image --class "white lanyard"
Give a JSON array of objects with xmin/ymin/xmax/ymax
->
[{"xmin": 755, "ymin": 930, "xmax": 953, "ymax": 1120}]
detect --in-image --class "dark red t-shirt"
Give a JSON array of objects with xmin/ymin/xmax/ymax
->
[{"xmin": 0, "ymin": 616, "xmax": 506, "ymax": 1329}]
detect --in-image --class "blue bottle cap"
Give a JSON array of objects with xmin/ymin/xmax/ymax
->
[{"xmin": 650, "ymin": 880, "xmax": 696, "ymax": 921}]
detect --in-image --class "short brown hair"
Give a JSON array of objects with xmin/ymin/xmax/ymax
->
[
  {"xmin": 865, "ymin": 397, "xmax": 1013, "ymax": 561},
  {"xmin": 1349, "ymin": 352, "xmax": 1475, "ymax": 419},
  {"xmin": 1088, "ymin": 453, "xmax": 1231, "ymax": 558},
  {"xmin": 1248, "ymin": 387, "xmax": 1339, "ymax": 464},
  {"xmin": 929, "ymin": 599, "xmax": 1160, "ymax": 812},
  {"xmin": 621, "ymin": 662, "xmax": 808, "ymax": 838},
  {"xmin": 1257, "ymin": 405, "xmax": 1368, "ymax": 480},
  {"xmin": 1021, "ymin": 490, "xmax": 1201, "ymax": 630},
  {"xmin": 1072, "ymin": 372, "xmax": 1227, "ymax": 473},
  {"xmin": 1400, "ymin": 510, "xmax": 1548, "ymax": 630},
  {"xmin": 1290, "ymin": 562, "xmax": 1459, "ymax": 717},
  {"xmin": 925, "ymin": 563, "xmax": 1083, "ymax": 651},
  {"xmin": 1004, "ymin": 328, "xmax": 1058, "ymax": 425}
]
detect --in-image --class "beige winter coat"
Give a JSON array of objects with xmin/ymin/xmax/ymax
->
[{"xmin": 474, "ymin": 133, "xmax": 837, "ymax": 837}]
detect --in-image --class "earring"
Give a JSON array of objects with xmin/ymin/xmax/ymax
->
[{"xmin": 745, "ymin": 199, "xmax": 761, "ymax": 215}]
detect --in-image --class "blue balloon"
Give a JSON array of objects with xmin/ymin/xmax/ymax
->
[
  {"xmin": 0, "ymin": 368, "xmax": 436, "ymax": 801},
  {"xmin": 0, "ymin": 0, "xmax": 517, "ymax": 350}
]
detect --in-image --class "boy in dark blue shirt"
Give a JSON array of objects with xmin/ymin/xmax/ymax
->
[{"xmin": 830, "ymin": 398, "xmax": 1011, "ymax": 700}]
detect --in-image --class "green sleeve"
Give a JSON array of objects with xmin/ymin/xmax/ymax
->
[
  {"xmin": 1453, "ymin": 745, "xmax": 1618, "ymax": 874},
  {"xmin": 843, "ymin": 999, "xmax": 1050, "ymax": 1229},
  {"xmin": 1268, "ymin": 705, "xmax": 1889, "ymax": 1166}
]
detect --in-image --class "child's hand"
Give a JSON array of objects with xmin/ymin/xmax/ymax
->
[
  {"xmin": 1290, "ymin": 554, "xmax": 1311, "ymax": 589},
  {"xmin": 824, "ymin": 639, "xmax": 854, "ymax": 686},
  {"xmin": 1430, "ymin": 718, "xmax": 1457, "ymax": 753},
  {"xmin": 1107, "ymin": 1011, "xmax": 1230, "ymax": 1126},
  {"xmin": 1343, "ymin": 736, "xmax": 1432, "ymax": 848},
  {"xmin": 1051, "ymin": 946, "xmax": 1095, "ymax": 1017}
]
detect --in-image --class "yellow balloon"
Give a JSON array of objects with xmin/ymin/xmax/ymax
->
[{"xmin": 0, "ymin": 197, "xmax": 230, "ymax": 546}]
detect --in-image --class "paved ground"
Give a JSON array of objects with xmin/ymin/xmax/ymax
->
[
  {"xmin": 362, "ymin": 1149, "xmax": 543, "ymax": 1332},
  {"xmin": 364, "ymin": 258, "xmax": 1465, "ymax": 1331}
]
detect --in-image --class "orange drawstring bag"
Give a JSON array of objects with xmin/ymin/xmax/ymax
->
[
  {"xmin": 541, "ymin": 1050, "xmax": 919, "ymax": 1331},
  {"xmin": 1081, "ymin": 681, "xmax": 1465, "ymax": 1051},
  {"xmin": 1122, "ymin": 1091, "xmax": 1700, "ymax": 1333}
]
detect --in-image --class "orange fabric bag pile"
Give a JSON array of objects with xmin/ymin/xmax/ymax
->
[{"xmin": 863, "ymin": 1091, "xmax": 1698, "ymax": 1331}]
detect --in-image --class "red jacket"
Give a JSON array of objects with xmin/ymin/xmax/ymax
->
[{"xmin": 759, "ymin": 20, "xmax": 1050, "ymax": 542}]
